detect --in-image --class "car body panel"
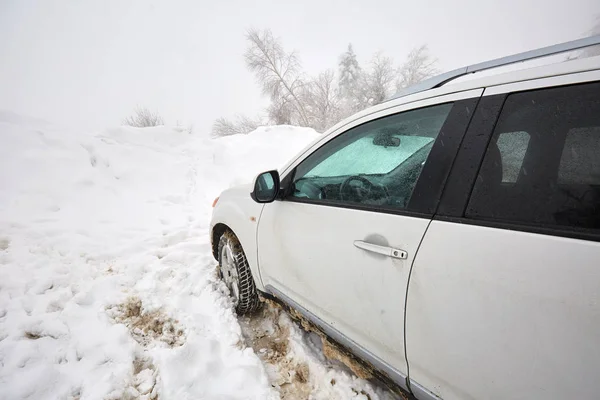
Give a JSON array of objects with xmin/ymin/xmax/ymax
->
[
  {"xmin": 265, "ymin": 283, "xmax": 412, "ymax": 392},
  {"xmin": 404, "ymin": 67, "xmax": 600, "ymax": 399},
  {"xmin": 406, "ymin": 221, "xmax": 600, "ymax": 400},
  {"xmin": 210, "ymin": 184, "xmax": 266, "ymax": 291},
  {"xmin": 258, "ymin": 199, "xmax": 430, "ymax": 379},
  {"xmin": 483, "ymin": 67, "xmax": 600, "ymax": 96}
]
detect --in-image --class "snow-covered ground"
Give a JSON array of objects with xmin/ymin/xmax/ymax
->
[{"xmin": 0, "ymin": 113, "xmax": 399, "ymax": 400}]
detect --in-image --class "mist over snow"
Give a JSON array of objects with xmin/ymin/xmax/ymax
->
[{"xmin": 0, "ymin": 0, "xmax": 597, "ymax": 132}]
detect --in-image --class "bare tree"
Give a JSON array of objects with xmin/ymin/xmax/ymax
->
[
  {"xmin": 396, "ymin": 45, "xmax": 438, "ymax": 92},
  {"xmin": 267, "ymin": 97, "xmax": 293, "ymax": 125},
  {"xmin": 122, "ymin": 107, "xmax": 164, "ymax": 127},
  {"xmin": 212, "ymin": 30, "xmax": 443, "ymax": 135},
  {"xmin": 303, "ymin": 70, "xmax": 341, "ymax": 132},
  {"xmin": 364, "ymin": 52, "xmax": 396, "ymax": 106},
  {"xmin": 211, "ymin": 115, "xmax": 263, "ymax": 137},
  {"xmin": 244, "ymin": 29, "xmax": 310, "ymax": 127}
]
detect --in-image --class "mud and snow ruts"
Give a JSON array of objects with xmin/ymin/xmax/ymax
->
[{"xmin": 0, "ymin": 115, "xmax": 398, "ymax": 399}]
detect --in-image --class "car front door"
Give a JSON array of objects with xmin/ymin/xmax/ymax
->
[{"xmin": 257, "ymin": 90, "xmax": 482, "ymax": 388}]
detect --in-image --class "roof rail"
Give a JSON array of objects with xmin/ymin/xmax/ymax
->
[{"xmin": 390, "ymin": 34, "xmax": 600, "ymax": 100}]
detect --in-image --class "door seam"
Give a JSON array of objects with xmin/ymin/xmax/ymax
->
[
  {"xmin": 254, "ymin": 203, "xmax": 267, "ymax": 288},
  {"xmin": 403, "ymin": 218, "xmax": 433, "ymax": 392}
]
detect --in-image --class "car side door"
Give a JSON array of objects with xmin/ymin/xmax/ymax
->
[
  {"xmin": 257, "ymin": 89, "xmax": 482, "ymax": 391},
  {"xmin": 405, "ymin": 72, "xmax": 600, "ymax": 400}
]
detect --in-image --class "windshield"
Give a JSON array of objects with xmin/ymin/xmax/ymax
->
[{"xmin": 306, "ymin": 135, "xmax": 433, "ymax": 177}]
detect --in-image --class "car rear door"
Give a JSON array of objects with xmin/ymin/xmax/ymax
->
[
  {"xmin": 257, "ymin": 89, "xmax": 482, "ymax": 391},
  {"xmin": 405, "ymin": 71, "xmax": 600, "ymax": 400}
]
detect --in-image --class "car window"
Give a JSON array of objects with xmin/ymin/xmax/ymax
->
[
  {"xmin": 466, "ymin": 81, "xmax": 600, "ymax": 230},
  {"xmin": 305, "ymin": 135, "xmax": 434, "ymax": 177},
  {"xmin": 290, "ymin": 103, "xmax": 453, "ymax": 210}
]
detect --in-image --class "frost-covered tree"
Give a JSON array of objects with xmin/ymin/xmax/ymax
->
[
  {"xmin": 212, "ymin": 30, "xmax": 441, "ymax": 136},
  {"xmin": 267, "ymin": 97, "xmax": 293, "ymax": 125},
  {"xmin": 244, "ymin": 29, "xmax": 310, "ymax": 127},
  {"xmin": 304, "ymin": 70, "xmax": 341, "ymax": 132},
  {"xmin": 337, "ymin": 44, "xmax": 371, "ymax": 117},
  {"xmin": 122, "ymin": 107, "xmax": 164, "ymax": 127},
  {"xmin": 396, "ymin": 45, "xmax": 438, "ymax": 92},
  {"xmin": 338, "ymin": 44, "xmax": 363, "ymax": 103},
  {"xmin": 211, "ymin": 115, "xmax": 262, "ymax": 137},
  {"xmin": 363, "ymin": 52, "xmax": 396, "ymax": 106}
]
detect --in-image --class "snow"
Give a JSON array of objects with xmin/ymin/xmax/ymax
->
[{"xmin": 0, "ymin": 114, "xmax": 398, "ymax": 399}]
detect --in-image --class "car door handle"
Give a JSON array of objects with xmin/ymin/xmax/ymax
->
[{"xmin": 353, "ymin": 240, "xmax": 407, "ymax": 259}]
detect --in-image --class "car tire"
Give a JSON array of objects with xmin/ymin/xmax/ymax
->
[{"xmin": 217, "ymin": 231, "xmax": 261, "ymax": 314}]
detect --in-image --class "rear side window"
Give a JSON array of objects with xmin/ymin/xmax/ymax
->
[{"xmin": 466, "ymin": 82, "xmax": 600, "ymax": 230}]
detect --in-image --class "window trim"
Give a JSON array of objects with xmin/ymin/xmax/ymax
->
[
  {"xmin": 434, "ymin": 215, "xmax": 600, "ymax": 243},
  {"xmin": 438, "ymin": 76, "xmax": 600, "ymax": 242},
  {"xmin": 284, "ymin": 195, "xmax": 433, "ymax": 219},
  {"xmin": 437, "ymin": 94, "xmax": 508, "ymax": 217},
  {"xmin": 483, "ymin": 69, "xmax": 600, "ymax": 97},
  {"xmin": 279, "ymin": 96, "xmax": 482, "ymax": 216}
]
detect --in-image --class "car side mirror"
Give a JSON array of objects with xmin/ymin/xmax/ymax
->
[{"xmin": 251, "ymin": 170, "xmax": 280, "ymax": 203}]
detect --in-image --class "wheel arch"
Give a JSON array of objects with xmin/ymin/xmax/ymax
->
[
  {"xmin": 210, "ymin": 195, "xmax": 265, "ymax": 292},
  {"xmin": 211, "ymin": 222, "xmax": 230, "ymax": 260}
]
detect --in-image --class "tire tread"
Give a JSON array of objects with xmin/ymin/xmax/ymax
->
[{"xmin": 217, "ymin": 231, "xmax": 260, "ymax": 314}]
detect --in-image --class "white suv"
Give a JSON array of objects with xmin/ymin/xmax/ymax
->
[{"xmin": 210, "ymin": 37, "xmax": 600, "ymax": 400}]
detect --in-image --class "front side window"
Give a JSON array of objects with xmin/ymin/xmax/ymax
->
[
  {"xmin": 290, "ymin": 103, "xmax": 453, "ymax": 210},
  {"xmin": 466, "ymin": 81, "xmax": 600, "ymax": 230}
]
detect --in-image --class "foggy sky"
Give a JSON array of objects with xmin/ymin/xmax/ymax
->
[{"xmin": 0, "ymin": 0, "xmax": 598, "ymax": 134}]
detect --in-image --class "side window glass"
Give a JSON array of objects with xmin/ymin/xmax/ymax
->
[
  {"xmin": 290, "ymin": 103, "xmax": 453, "ymax": 210},
  {"xmin": 466, "ymin": 82, "xmax": 600, "ymax": 230},
  {"xmin": 496, "ymin": 131, "xmax": 530, "ymax": 183}
]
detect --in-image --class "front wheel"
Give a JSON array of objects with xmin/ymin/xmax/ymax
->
[{"xmin": 217, "ymin": 231, "xmax": 260, "ymax": 314}]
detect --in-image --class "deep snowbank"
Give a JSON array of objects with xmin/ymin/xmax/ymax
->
[
  {"xmin": 0, "ymin": 117, "xmax": 318, "ymax": 400},
  {"xmin": 0, "ymin": 122, "xmax": 318, "ymax": 255},
  {"xmin": 0, "ymin": 116, "xmax": 395, "ymax": 400}
]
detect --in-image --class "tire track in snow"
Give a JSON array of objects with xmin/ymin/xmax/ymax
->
[{"xmin": 238, "ymin": 300, "xmax": 406, "ymax": 400}]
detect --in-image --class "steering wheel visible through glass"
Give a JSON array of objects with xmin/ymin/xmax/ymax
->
[
  {"xmin": 339, "ymin": 175, "xmax": 389, "ymax": 204},
  {"xmin": 293, "ymin": 178, "xmax": 325, "ymax": 200},
  {"xmin": 288, "ymin": 103, "xmax": 454, "ymax": 210}
]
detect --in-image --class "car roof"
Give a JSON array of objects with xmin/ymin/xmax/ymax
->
[{"xmin": 324, "ymin": 54, "xmax": 600, "ymax": 137}]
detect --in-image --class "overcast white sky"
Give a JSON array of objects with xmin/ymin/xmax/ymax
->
[{"xmin": 0, "ymin": 0, "xmax": 598, "ymax": 133}]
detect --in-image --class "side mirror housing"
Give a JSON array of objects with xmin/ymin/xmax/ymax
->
[{"xmin": 251, "ymin": 170, "xmax": 280, "ymax": 203}]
